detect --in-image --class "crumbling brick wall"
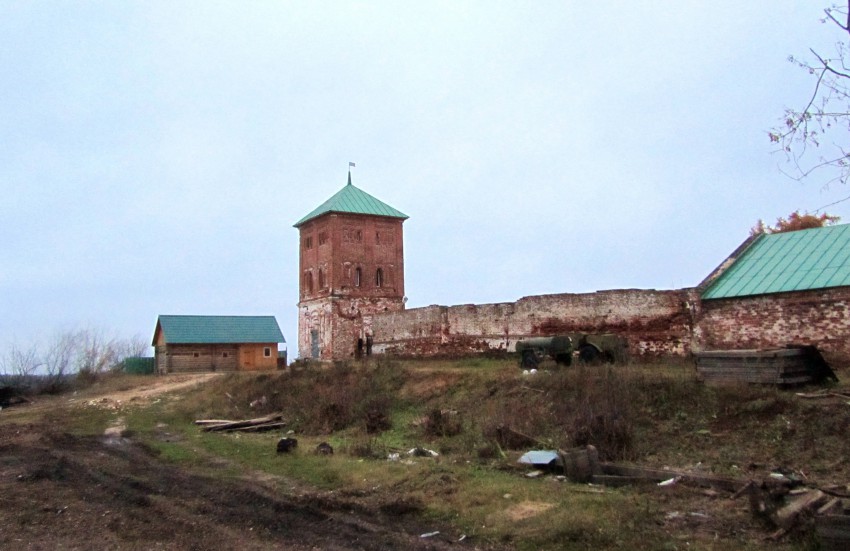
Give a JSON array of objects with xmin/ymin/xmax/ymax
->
[
  {"xmin": 368, "ymin": 288, "xmax": 698, "ymax": 359},
  {"xmin": 696, "ymin": 287, "xmax": 850, "ymax": 367}
]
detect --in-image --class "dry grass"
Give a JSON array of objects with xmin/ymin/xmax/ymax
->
[{"xmin": 48, "ymin": 357, "xmax": 850, "ymax": 550}]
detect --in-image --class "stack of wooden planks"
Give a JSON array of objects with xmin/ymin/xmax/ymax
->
[
  {"xmin": 194, "ymin": 413, "xmax": 286, "ymax": 433},
  {"xmin": 694, "ymin": 346, "xmax": 836, "ymax": 386},
  {"xmin": 817, "ymin": 502, "xmax": 850, "ymax": 551}
]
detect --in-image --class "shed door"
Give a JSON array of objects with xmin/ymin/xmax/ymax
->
[{"xmin": 311, "ymin": 330, "xmax": 319, "ymax": 359}]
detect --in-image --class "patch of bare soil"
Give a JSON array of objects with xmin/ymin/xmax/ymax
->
[
  {"xmin": 0, "ymin": 422, "xmax": 496, "ymax": 550},
  {"xmin": 9, "ymin": 374, "xmax": 224, "ymax": 417},
  {"xmin": 76, "ymin": 373, "xmax": 223, "ymax": 410}
]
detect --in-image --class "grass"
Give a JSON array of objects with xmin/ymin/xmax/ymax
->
[{"xmin": 12, "ymin": 358, "xmax": 848, "ymax": 550}]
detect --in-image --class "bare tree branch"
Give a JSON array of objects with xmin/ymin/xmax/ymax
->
[
  {"xmin": 771, "ymin": 3, "xmax": 850, "ymax": 186},
  {"xmin": 810, "ymin": 48, "xmax": 850, "ymax": 79},
  {"xmin": 0, "ymin": 343, "xmax": 42, "ymax": 377}
]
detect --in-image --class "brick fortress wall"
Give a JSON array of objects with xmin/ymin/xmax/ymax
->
[
  {"xmin": 366, "ymin": 288, "xmax": 700, "ymax": 359},
  {"xmin": 359, "ymin": 286, "xmax": 850, "ymax": 367}
]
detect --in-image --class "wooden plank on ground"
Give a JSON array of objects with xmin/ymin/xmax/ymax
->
[
  {"xmin": 599, "ymin": 463, "xmax": 742, "ymax": 492},
  {"xmin": 198, "ymin": 413, "xmax": 285, "ymax": 432},
  {"xmin": 817, "ymin": 514, "xmax": 850, "ymax": 550}
]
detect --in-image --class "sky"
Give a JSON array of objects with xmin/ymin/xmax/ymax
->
[{"xmin": 3, "ymin": 1, "xmax": 850, "ymax": 359}]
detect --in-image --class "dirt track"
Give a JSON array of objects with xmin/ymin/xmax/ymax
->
[{"xmin": 0, "ymin": 376, "xmax": 497, "ymax": 550}]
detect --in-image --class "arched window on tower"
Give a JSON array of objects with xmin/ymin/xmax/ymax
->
[
  {"xmin": 354, "ymin": 267, "xmax": 362, "ymax": 287},
  {"xmin": 318, "ymin": 268, "xmax": 325, "ymax": 289},
  {"xmin": 375, "ymin": 268, "xmax": 384, "ymax": 288},
  {"xmin": 305, "ymin": 271, "xmax": 313, "ymax": 294}
]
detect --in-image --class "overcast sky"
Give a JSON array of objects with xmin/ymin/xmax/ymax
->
[{"xmin": 3, "ymin": 1, "xmax": 849, "ymax": 358}]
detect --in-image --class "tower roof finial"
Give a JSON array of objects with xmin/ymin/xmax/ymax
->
[{"xmin": 348, "ymin": 161, "xmax": 355, "ymax": 185}]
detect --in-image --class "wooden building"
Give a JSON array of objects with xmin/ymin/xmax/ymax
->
[{"xmin": 152, "ymin": 315, "xmax": 285, "ymax": 374}]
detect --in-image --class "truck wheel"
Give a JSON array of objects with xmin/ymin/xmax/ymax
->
[
  {"xmin": 578, "ymin": 345, "xmax": 600, "ymax": 364},
  {"xmin": 521, "ymin": 350, "xmax": 539, "ymax": 369},
  {"xmin": 554, "ymin": 353, "xmax": 572, "ymax": 366}
]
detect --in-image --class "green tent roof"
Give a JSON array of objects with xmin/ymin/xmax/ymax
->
[
  {"xmin": 154, "ymin": 315, "xmax": 285, "ymax": 345},
  {"xmin": 702, "ymin": 224, "xmax": 850, "ymax": 300},
  {"xmin": 294, "ymin": 172, "xmax": 408, "ymax": 227}
]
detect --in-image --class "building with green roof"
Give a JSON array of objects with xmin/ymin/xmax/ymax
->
[
  {"xmin": 295, "ymin": 171, "xmax": 408, "ymax": 361},
  {"xmin": 294, "ymin": 172, "xmax": 408, "ymax": 228},
  {"xmin": 697, "ymin": 224, "xmax": 850, "ymax": 365},
  {"xmin": 153, "ymin": 315, "xmax": 285, "ymax": 373},
  {"xmin": 701, "ymin": 224, "xmax": 850, "ymax": 300}
]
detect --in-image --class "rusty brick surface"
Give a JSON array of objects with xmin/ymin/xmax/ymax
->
[
  {"xmin": 296, "ymin": 208, "xmax": 850, "ymax": 365},
  {"xmin": 696, "ymin": 287, "xmax": 850, "ymax": 367},
  {"xmin": 366, "ymin": 289, "xmax": 699, "ymax": 360},
  {"xmin": 297, "ymin": 212, "xmax": 406, "ymax": 361}
]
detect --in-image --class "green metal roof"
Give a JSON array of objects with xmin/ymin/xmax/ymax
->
[
  {"xmin": 294, "ymin": 172, "xmax": 408, "ymax": 227},
  {"xmin": 702, "ymin": 224, "xmax": 850, "ymax": 299},
  {"xmin": 154, "ymin": 315, "xmax": 285, "ymax": 345}
]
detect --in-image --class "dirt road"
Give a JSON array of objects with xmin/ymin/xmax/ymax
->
[{"xmin": 0, "ymin": 376, "xmax": 495, "ymax": 550}]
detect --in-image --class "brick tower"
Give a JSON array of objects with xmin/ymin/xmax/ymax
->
[{"xmin": 294, "ymin": 171, "xmax": 408, "ymax": 360}]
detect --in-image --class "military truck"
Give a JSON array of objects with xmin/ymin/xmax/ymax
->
[
  {"xmin": 515, "ymin": 336, "xmax": 573, "ymax": 369},
  {"xmin": 515, "ymin": 333, "xmax": 627, "ymax": 369}
]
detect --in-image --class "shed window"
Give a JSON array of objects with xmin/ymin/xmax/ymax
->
[
  {"xmin": 264, "ymin": 347, "xmax": 271, "ymax": 357},
  {"xmin": 193, "ymin": 352, "xmax": 199, "ymax": 358},
  {"xmin": 375, "ymin": 268, "xmax": 384, "ymax": 288},
  {"xmin": 222, "ymin": 352, "xmax": 228, "ymax": 358}
]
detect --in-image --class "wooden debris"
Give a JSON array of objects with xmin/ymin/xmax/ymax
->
[
  {"xmin": 579, "ymin": 456, "xmax": 850, "ymax": 547},
  {"xmin": 732, "ymin": 480, "xmax": 756, "ymax": 500},
  {"xmin": 823, "ymin": 485, "xmax": 850, "ymax": 498},
  {"xmin": 818, "ymin": 498, "xmax": 843, "ymax": 516},
  {"xmin": 559, "ymin": 445, "xmax": 601, "ymax": 483},
  {"xmin": 591, "ymin": 475, "xmax": 658, "ymax": 488},
  {"xmin": 195, "ymin": 413, "xmax": 285, "ymax": 433},
  {"xmin": 230, "ymin": 421, "xmax": 288, "ymax": 433},
  {"xmin": 774, "ymin": 489, "xmax": 827, "ymax": 529},
  {"xmin": 595, "ymin": 463, "xmax": 741, "ymax": 493},
  {"xmin": 493, "ymin": 425, "xmax": 540, "ymax": 449},
  {"xmin": 817, "ymin": 511, "xmax": 850, "ymax": 550},
  {"xmin": 796, "ymin": 391, "xmax": 850, "ymax": 400},
  {"xmin": 694, "ymin": 346, "xmax": 837, "ymax": 386}
]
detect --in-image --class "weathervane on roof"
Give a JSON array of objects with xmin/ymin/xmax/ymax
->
[{"xmin": 348, "ymin": 161, "xmax": 355, "ymax": 185}]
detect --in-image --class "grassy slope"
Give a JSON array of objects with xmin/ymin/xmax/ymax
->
[{"xmin": 30, "ymin": 359, "xmax": 850, "ymax": 550}]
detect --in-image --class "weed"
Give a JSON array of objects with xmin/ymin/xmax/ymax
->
[
  {"xmin": 422, "ymin": 408, "xmax": 462, "ymax": 437},
  {"xmin": 56, "ymin": 358, "xmax": 850, "ymax": 551},
  {"xmin": 345, "ymin": 436, "xmax": 385, "ymax": 459}
]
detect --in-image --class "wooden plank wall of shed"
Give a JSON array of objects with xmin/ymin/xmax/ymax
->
[
  {"xmin": 163, "ymin": 344, "xmax": 239, "ymax": 372},
  {"xmin": 155, "ymin": 345, "xmax": 168, "ymax": 374},
  {"xmin": 237, "ymin": 343, "xmax": 278, "ymax": 371}
]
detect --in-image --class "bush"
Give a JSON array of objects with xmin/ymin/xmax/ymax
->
[{"xmin": 180, "ymin": 360, "xmax": 408, "ymax": 436}]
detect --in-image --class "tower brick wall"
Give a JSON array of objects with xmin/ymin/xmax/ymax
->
[
  {"xmin": 295, "ymin": 179, "xmax": 850, "ymax": 367},
  {"xmin": 296, "ymin": 183, "xmax": 407, "ymax": 361}
]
